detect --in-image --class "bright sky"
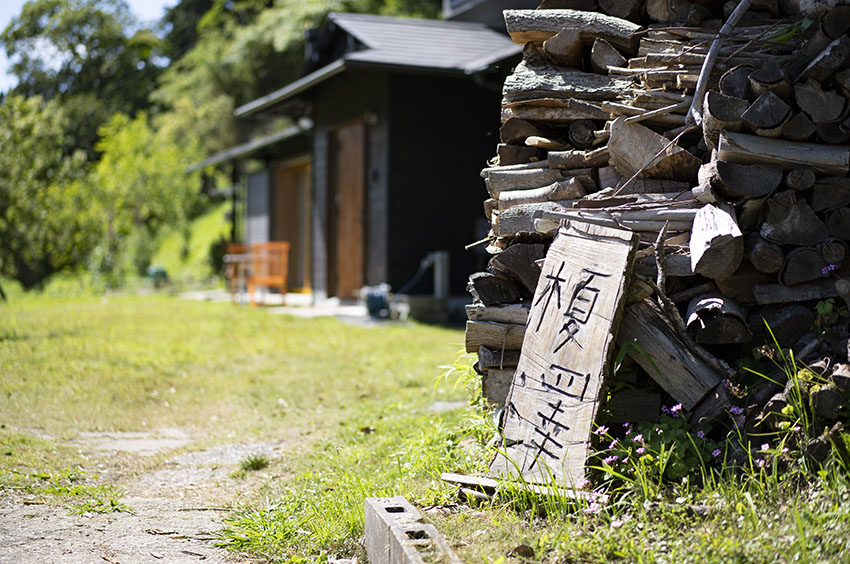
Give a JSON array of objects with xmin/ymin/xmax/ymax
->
[{"xmin": 0, "ymin": 0, "xmax": 174, "ymax": 93}]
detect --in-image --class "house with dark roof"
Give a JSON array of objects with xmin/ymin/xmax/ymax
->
[{"xmin": 197, "ymin": 6, "xmax": 526, "ymax": 303}]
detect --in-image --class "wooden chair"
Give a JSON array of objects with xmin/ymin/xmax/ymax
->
[{"xmin": 248, "ymin": 242, "xmax": 290, "ymax": 307}]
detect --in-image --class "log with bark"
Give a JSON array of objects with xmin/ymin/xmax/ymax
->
[
  {"xmin": 503, "ymin": 9, "xmax": 642, "ymax": 52},
  {"xmin": 503, "ymin": 60, "xmax": 635, "ymax": 104},
  {"xmin": 607, "ymin": 117, "xmax": 701, "ymax": 182},
  {"xmin": 465, "ymin": 320, "xmax": 526, "ymax": 353},
  {"xmin": 686, "ymin": 294, "xmax": 752, "ymax": 344},
  {"xmin": 542, "ymin": 28, "xmax": 584, "ymax": 68},
  {"xmin": 697, "ymin": 159, "xmax": 782, "ymax": 201},
  {"xmin": 718, "ymin": 130, "xmax": 850, "ymax": 175},
  {"xmin": 488, "ymin": 243, "xmax": 546, "ymax": 295},
  {"xmin": 467, "ymin": 272, "xmax": 524, "ymax": 306},
  {"xmin": 760, "ymin": 191, "xmax": 829, "ymax": 246},
  {"xmin": 702, "ymin": 90, "xmax": 748, "ymax": 151}
]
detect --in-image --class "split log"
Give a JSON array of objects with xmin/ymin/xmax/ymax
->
[
  {"xmin": 753, "ymin": 279, "xmax": 841, "ymax": 305},
  {"xmin": 702, "ymin": 90, "xmax": 748, "ymax": 151},
  {"xmin": 635, "ymin": 252, "xmax": 694, "ymax": 278},
  {"xmin": 781, "ymin": 112, "xmax": 817, "ymax": 142},
  {"xmin": 607, "ymin": 116, "xmax": 701, "ymax": 181},
  {"xmin": 600, "ymin": 165, "xmax": 690, "ymax": 193},
  {"xmin": 498, "ymin": 178, "xmax": 586, "ymax": 208},
  {"xmin": 819, "ymin": 238, "xmax": 847, "ymax": 265},
  {"xmin": 467, "ymin": 272, "xmax": 523, "ymax": 306},
  {"xmin": 590, "ymin": 38, "xmax": 626, "ymax": 73},
  {"xmin": 500, "ymin": 118, "xmax": 545, "ymax": 144},
  {"xmin": 466, "ymin": 303, "xmax": 529, "ymax": 325},
  {"xmin": 646, "ymin": 0, "xmax": 701, "ymax": 23},
  {"xmin": 548, "ymin": 147, "xmax": 610, "ymax": 169},
  {"xmin": 484, "ymin": 167, "xmax": 565, "ymax": 197},
  {"xmin": 488, "ymin": 243, "xmax": 546, "ymax": 295},
  {"xmin": 483, "ymin": 369, "xmax": 514, "ymax": 405},
  {"xmin": 604, "ymin": 389, "xmax": 661, "ymax": 424},
  {"xmin": 716, "ymin": 261, "xmax": 774, "ymax": 305},
  {"xmin": 794, "ymin": 81, "xmax": 846, "ymax": 124},
  {"xmin": 464, "ymin": 320, "xmax": 526, "ymax": 353},
  {"xmin": 745, "ymin": 232, "xmax": 784, "ymax": 274},
  {"xmin": 760, "ymin": 191, "xmax": 829, "ymax": 246},
  {"xmin": 720, "ymin": 65, "xmax": 755, "ymax": 100},
  {"xmin": 617, "ymin": 300, "xmax": 723, "ymax": 411},
  {"xmin": 812, "ymin": 177, "xmax": 850, "ymax": 212},
  {"xmin": 525, "ymin": 136, "xmax": 569, "ymax": 151},
  {"xmin": 838, "ymin": 69, "xmax": 850, "ymax": 98},
  {"xmin": 497, "ymin": 144, "xmax": 540, "ymax": 166},
  {"xmin": 741, "ymin": 91, "xmax": 791, "ymax": 138},
  {"xmin": 822, "ymin": 4, "xmax": 850, "ymax": 39},
  {"xmin": 827, "ymin": 208, "xmax": 850, "ymax": 239},
  {"xmin": 697, "ymin": 160, "xmax": 782, "ymax": 200},
  {"xmin": 542, "ymin": 28, "xmax": 583, "ymax": 68},
  {"xmin": 502, "ymin": 103, "xmax": 610, "ymax": 124},
  {"xmin": 538, "ymin": 0, "xmax": 596, "ymax": 8},
  {"xmin": 816, "ymin": 121, "xmax": 850, "ymax": 144},
  {"xmin": 801, "ymin": 35, "xmax": 850, "ymax": 82},
  {"xmin": 784, "ymin": 168, "xmax": 816, "ymax": 191},
  {"xmin": 569, "ymin": 119, "xmax": 598, "ymax": 149},
  {"xmin": 690, "ymin": 383, "xmax": 732, "ymax": 426},
  {"xmin": 737, "ymin": 197, "xmax": 767, "ymax": 232},
  {"xmin": 494, "ymin": 202, "xmax": 567, "ymax": 236},
  {"xmin": 686, "ymin": 295, "xmax": 752, "ymax": 344},
  {"xmin": 717, "ymin": 131, "xmax": 850, "ymax": 175},
  {"xmin": 690, "ymin": 203, "xmax": 744, "ymax": 280},
  {"xmin": 503, "ymin": 9, "xmax": 641, "ymax": 53},
  {"xmin": 599, "ymin": 0, "xmax": 642, "ymax": 20},
  {"xmin": 503, "ymin": 61, "xmax": 635, "ymax": 105},
  {"xmin": 478, "ymin": 346, "xmax": 521, "ymax": 370},
  {"xmin": 781, "ymin": 246, "xmax": 827, "ymax": 286},
  {"xmin": 748, "ymin": 59, "xmax": 791, "ymax": 99},
  {"xmin": 758, "ymin": 304, "xmax": 816, "ymax": 347}
]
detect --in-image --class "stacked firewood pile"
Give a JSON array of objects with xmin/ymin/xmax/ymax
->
[{"xmin": 465, "ymin": 0, "xmax": 850, "ymax": 436}]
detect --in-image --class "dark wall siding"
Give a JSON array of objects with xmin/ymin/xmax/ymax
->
[
  {"xmin": 311, "ymin": 71, "xmax": 389, "ymax": 299},
  {"xmin": 388, "ymin": 73, "xmax": 500, "ymax": 295}
]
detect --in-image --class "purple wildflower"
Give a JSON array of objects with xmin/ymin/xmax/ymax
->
[
  {"xmin": 583, "ymin": 501, "xmax": 601, "ymax": 514},
  {"xmin": 594, "ymin": 425, "xmax": 609, "ymax": 436},
  {"xmin": 728, "ymin": 406, "xmax": 744, "ymax": 416},
  {"xmin": 610, "ymin": 519, "xmax": 623, "ymax": 528},
  {"xmin": 577, "ymin": 478, "xmax": 591, "ymax": 489},
  {"xmin": 756, "ymin": 458, "xmax": 765, "ymax": 468},
  {"xmin": 760, "ymin": 443, "xmax": 770, "ymax": 452},
  {"xmin": 636, "ymin": 447, "xmax": 646, "ymax": 454},
  {"xmin": 823, "ymin": 264, "xmax": 837, "ymax": 275},
  {"xmin": 712, "ymin": 448, "xmax": 721, "ymax": 458},
  {"xmin": 633, "ymin": 433, "xmax": 644, "ymax": 443},
  {"xmin": 670, "ymin": 403, "xmax": 683, "ymax": 416},
  {"xmin": 622, "ymin": 422, "xmax": 631, "ymax": 428},
  {"xmin": 696, "ymin": 430, "xmax": 705, "ymax": 439},
  {"xmin": 603, "ymin": 455, "xmax": 619, "ymax": 465}
]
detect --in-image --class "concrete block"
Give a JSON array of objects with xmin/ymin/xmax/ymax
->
[{"xmin": 364, "ymin": 496, "xmax": 461, "ymax": 564}]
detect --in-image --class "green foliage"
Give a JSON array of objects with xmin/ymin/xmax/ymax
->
[
  {"xmin": 23, "ymin": 466, "xmax": 130, "ymax": 514},
  {"xmin": 0, "ymin": 95, "xmax": 96, "ymax": 289},
  {"xmin": 88, "ymin": 111, "xmax": 203, "ymax": 285},
  {"xmin": 240, "ymin": 454, "xmax": 271, "ymax": 471},
  {"xmin": 1, "ymin": 0, "xmax": 164, "ymax": 156}
]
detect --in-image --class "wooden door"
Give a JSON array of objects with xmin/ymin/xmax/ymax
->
[
  {"xmin": 272, "ymin": 161, "xmax": 311, "ymax": 292},
  {"xmin": 328, "ymin": 121, "xmax": 366, "ymax": 299}
]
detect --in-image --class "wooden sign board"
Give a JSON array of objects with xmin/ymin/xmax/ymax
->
[{"xmin": 490, "ymin": 221, "xmax": 639, "ymax": 486}]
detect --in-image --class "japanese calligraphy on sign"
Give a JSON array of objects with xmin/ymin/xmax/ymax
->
[{"xmin": 490, "ymin": 221, "xmax": 639, "ymax": 487}]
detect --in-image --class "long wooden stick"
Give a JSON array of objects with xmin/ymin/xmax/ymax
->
[{"xmin": 686, "ymin": 0, "xmax": 752, "ymax": 127}]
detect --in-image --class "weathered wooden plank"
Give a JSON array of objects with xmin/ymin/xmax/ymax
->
[
  {"xmin": 490, "ymin": 221, "xmax": 639, "ymax": 487},
  {"xmin": 465, "ymin": 320, "xmax": 526, "ymax": 354},
  {"xmin": 617, "ymin": 300, "xmax": 723, "ymax": 410}
]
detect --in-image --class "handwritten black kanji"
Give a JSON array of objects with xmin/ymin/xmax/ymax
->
[{"xmin": 533, "ymin": 261, "xmax": 567, "ymax": 332}]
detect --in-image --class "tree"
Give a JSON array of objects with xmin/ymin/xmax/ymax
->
[
  {"xmin": 1, "ymin": 0, "xmax": 164, "ymax": 156},
  {"xmin": 0, "ymin": 95, "xmax": 96, "ymax": 289},
  {"xmin": 89, "ymin": 112, "xmax": 203, "ymax": 283}
]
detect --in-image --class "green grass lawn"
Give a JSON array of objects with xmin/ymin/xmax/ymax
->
[{"xmin": 2, "ymin": 293, "xmax": 850, "ymax": 563}]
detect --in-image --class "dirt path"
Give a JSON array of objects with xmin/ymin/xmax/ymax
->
[{"xmin": 0, "ymin": 430, "xmax": 290, "ymax": 564}]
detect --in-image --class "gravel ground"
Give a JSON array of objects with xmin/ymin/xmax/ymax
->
[{"xmin": 0, "ymin": 431, "xmax": 290, "ymax": 564}]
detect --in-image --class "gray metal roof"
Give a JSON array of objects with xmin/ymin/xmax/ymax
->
[
  {"xmin": 186, "ymin": 120, "xmax": 312, "ymax": 171},
  {"xmin": 235, "ymin": 13, "xmax": 519, "ymax": 117},
  {"xmin": 327, "ymin": 12, "xmax": 516, "ymax": 71}
]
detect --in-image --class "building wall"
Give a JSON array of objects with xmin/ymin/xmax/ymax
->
[
  {"xmin": 245, "ymin": 169, "xmax": 270, "ymax": 245},
  {"xmin": 311, "ymin": 71, "xmax": 390, "ymax": 300},
  {"xmin": 387, "ymin": 73, "xmax": 501, "ymax": 295}
]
